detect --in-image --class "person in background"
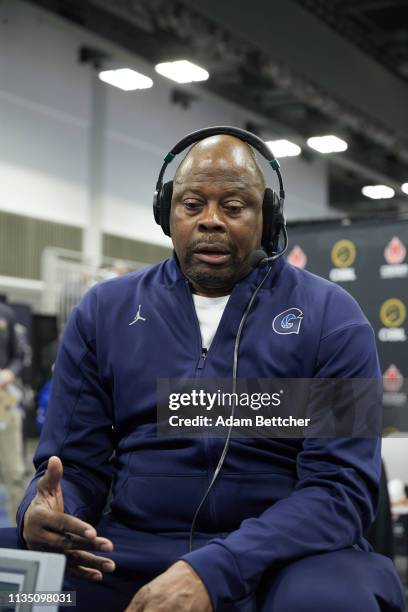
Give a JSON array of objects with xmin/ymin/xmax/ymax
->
[{"xmin": 0, "ymin": 298, "xmax": 25, "ymax": 525}]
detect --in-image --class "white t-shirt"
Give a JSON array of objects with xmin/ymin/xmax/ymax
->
[{"xmin": 192, "ymin": 293, "xmax": 230, "ymax": 350}]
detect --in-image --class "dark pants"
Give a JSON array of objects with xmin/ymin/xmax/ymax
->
[{"xmin": 0, "ymin": 524, "xmax": 404, "ymax": 612}]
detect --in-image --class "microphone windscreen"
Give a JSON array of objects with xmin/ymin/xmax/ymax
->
[{"xmin": 249, "ymin": 249, "xmax": 268, "ymax": 268}]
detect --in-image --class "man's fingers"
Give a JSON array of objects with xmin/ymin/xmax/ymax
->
[
  {"xmin": 66, "ymin": 550, "xmax": 116, "ymax": 582},
  {"xmin": 61, "ymin": 533, "xmax": 113, "ymax": 552},
  {"xmin": 66, "ymin": 550, "xmax": 115, "ymax": 573},
  {"xmin": 36, "ymin": 507, "xmax": 97, "ymax": 540},
  {"xmin": 36, "ymin": 529, "xmax": 113, "ymax": 553},
  {"xmin": 66, "ymin": 565, "xmax": 104, "ymax": 582},
  {"xmin": 37, "ymin": 456, "xmax": 63, "ymax": 496},
  {"xmin": 24, "ymin": 505, "xmax": 115, "ymax": 555},
  {"xmin": 29, "ymin": 529, "xmax": 75, "ymax": 551}
]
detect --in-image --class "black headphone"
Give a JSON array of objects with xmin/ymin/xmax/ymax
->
[{"xmin": 153, "ymin": 125, "xmax": 286, "ymax": 256}]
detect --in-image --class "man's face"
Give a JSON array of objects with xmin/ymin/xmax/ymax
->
[{"xmin": 170, "ymin": 136, "xmax": 264, "ymax": 296}]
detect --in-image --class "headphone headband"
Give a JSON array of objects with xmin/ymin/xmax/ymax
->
[
  {"xmin": 156, "ymin": 125, "xmax": 284, "ymax": 195},
  {"xmin": 170, "ymin": 126, "xmax": 275, "ymax": 160}
]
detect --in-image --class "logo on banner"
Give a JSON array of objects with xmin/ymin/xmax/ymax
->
[
  {"xmin": 383, "ymin": 365, "xmax": 404, "ymax": 393},
  {"xmin": 383, "ymin": 364, "xmax": 406, "ymax": 407},
  {"xmin": 385, "ymin": 237, "xmax": 406, "ymax": 264},
  {"xmin": 329, "ymin": 240, "xmax": 356, "ymax": 282},
  {"xmin": 380, "ymin": 236, "xmax": 408, "ymax": 279},
  {"xmin": 287, "ymin": 245, "xmax": 307, "ymax": 269},
  {"xmin": 272, "ymin": 308, "xmax": 303, "ymax": 335},
  {"xmin": 378, "ymin": 298, "xmax": 407, "ymax": 342}
]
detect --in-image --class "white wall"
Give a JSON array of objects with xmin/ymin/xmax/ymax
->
[
  {"xmin": 382, "ymin": 437, "xmax": 408, "ymax": 484},
  {"xmin": 0, "ymin": 0, "xmax": 332, "ymax": 249}
]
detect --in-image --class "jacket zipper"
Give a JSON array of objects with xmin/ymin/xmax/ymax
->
[
  {"xmin": 182, "ymin": 279, "xmax": 209, "ymax": 375},
  {"xmin": 182, "ymin": 279, "xmax": 218, "ymax": 527},
  {"xmin": 197, "ymin": 348, "xmax": 207, "ymax": 370}
]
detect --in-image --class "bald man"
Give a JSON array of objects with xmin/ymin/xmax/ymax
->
[{"xmin": 2, "ymin": 132, "xmax": 404, "ymax": 611}]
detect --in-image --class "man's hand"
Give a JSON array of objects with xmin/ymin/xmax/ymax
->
[
  {"xmin": 125, "ymin": 560, "xmax": 212, "ymax": 612},
  {"xmin": 0, "ymin": 368, "xmax": 15, "ymax": 388},
  {"xmin": 23, "ymin": 456, "xmax": 115, "ymax": 582}
]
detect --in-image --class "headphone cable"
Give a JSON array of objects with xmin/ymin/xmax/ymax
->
[{"xmin": 188, "ymin": 262, "xmax": 274, "ymax": 552}]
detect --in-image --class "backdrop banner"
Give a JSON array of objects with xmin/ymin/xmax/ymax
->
[{"xmin": 286, "ymin": 217, "xmax": 408, "ymax": 435}]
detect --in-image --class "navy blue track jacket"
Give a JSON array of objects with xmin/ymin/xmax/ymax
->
[{"xmin": 17, "ymin": 255, "xmax": 382, "ymax": 609}]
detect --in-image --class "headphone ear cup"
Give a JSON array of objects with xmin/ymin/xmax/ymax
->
[
  {"xmin": 261, "ymin": 188, "xmax": 276, "ymax": 254},
  {"xmin": 272, "ymin": 191, "xmax": 285, "ymax": 253},
  {"xmin": 153, "ymin": 190, "xmax": 160, "ymax": 225},
  {"xmin": 159, "ymin": 181, "xmax": 173, "ymax": 237}
]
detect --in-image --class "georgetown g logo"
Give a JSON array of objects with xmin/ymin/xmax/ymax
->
[{"xmin": 272, "ymin": 308, "xmax": 303, "ymax": 335}]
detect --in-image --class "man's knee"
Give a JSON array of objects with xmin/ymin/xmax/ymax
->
[
  {"xmin": 61, "ymin": 574, "xmax": 134, "ymax": 612},
  {"xmin": 0, "ymin": 527, "xmax": 22, "ymax": 549},
  {"xmin": 256, "ymin": 549, "xmax": 401, "ymax": 612},
  {"xmin": 258, "ymin": 574, "xmax": 380, "ymax": 612}
]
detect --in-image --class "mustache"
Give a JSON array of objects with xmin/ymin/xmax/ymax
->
[{"xmin": 186, "ymin": 237, "xmax": 236, "ymax": 254}]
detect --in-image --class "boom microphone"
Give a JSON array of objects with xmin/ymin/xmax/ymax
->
[
  {"xmin": 249, "ymin": 225, "xmax": 289, "ymax": 269},
  {"xmin": 249, "ymin": 249, "xmax": 269, "ymax": 268}
]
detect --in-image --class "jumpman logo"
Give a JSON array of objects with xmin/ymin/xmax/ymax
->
[{"xmin": 129, "ymin": 305, "xmax": 146, "ymax": 325}]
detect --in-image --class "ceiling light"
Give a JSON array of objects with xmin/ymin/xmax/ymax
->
[
  {"xmin": 402, "ymin": 183, "xmax": 408, "ymax": 195},
  {"xmin": 307, "ymin": 135, "xmax": 348, "ymax": 154},
  {"xmin": 98, "ymin": 68, "xmax": 153, "ymax": 91},
  {"xmin": 361, "ymin": 185, "xmax": 395, "ymax": 200},
  {"xmin": 266, "ymin": 139, "xmax": 301, "ymax": 158},
  {"xmin": 155, "ymin": 60, "xmax": 209, "ymax": 84}
]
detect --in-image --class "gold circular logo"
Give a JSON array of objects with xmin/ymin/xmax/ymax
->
[
  {"xmin": 331, "ymin": 240, "xmax": 356, "ymax": 268},
  {"xmin": 380, "ymin": 298, "xmax": 406, "ymax": 328}
]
